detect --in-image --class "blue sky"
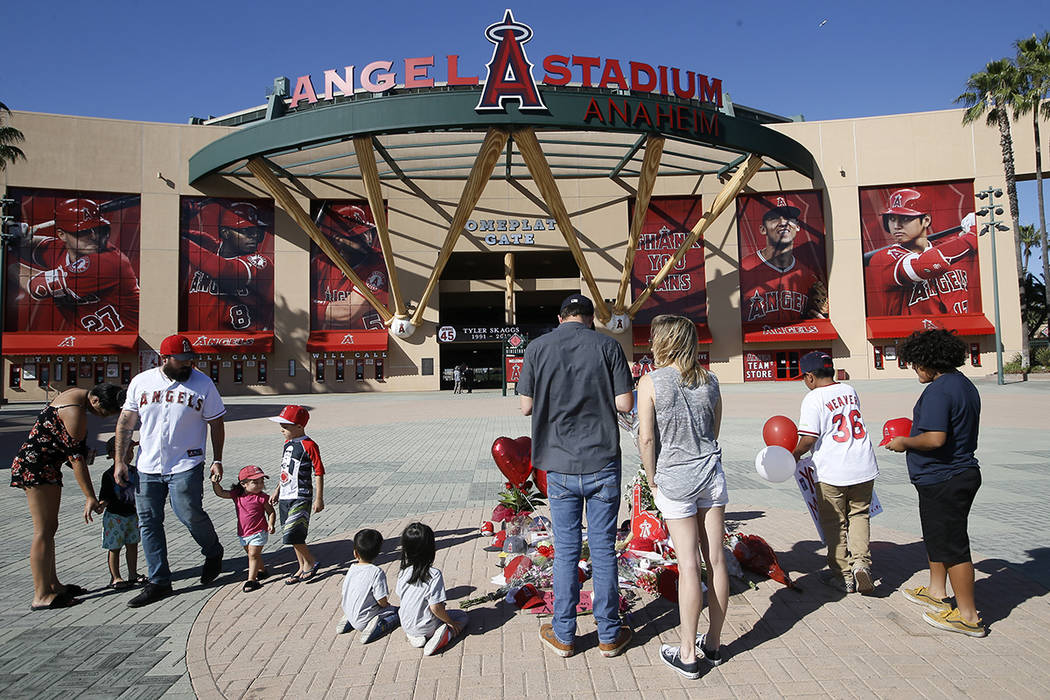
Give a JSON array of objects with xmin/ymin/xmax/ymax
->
[{"xmin": 2, "ymin": 0, "xmax": 1048, "ymax": 267}]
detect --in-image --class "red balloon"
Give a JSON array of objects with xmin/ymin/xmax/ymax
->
[
  {"xmin": 532, "ymin": 468, "xmax": 547, "ymax": 497},
  {"xmin": 762, "ymin": 415, "xmax": 799, "ymax": 452},
  {"xmin": 491, "ymin": 436, "xmax": 533, "ymax": 488}
]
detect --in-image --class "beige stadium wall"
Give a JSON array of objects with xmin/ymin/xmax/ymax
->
[{"xmin": 1, "ymin": 106, "xmax": 1039, "ymax": 402}]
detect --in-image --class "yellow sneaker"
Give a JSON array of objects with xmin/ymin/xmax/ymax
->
[
  {"xmin": 902, "ymin": 586, "xmax": 951, "ymax": 612},
  {"xmin": 923, "ymin": 608, "xmax": 987, "ymax": 638}
]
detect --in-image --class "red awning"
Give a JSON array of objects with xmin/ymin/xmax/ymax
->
[
  {"xmin": 307, "ymin": 330, "xmax": 389, "ymax": 352},
  {"xmin": 866, "ymin": 314, "xmax": 995, "ymax": 339},
  {"xmin": 633, "ymin": 323, "xmax": 712, "ymax": 346},
  {"xmin": 3, "ymin": 332, "xmax": 139, "ymax": 355},
  {"xmin": 184, "ymin": 331, "xmax": 274, "ymax": 354},
  {"xmin": 743, "ymin": 319, "xmax": 839, "ymax": 344}
]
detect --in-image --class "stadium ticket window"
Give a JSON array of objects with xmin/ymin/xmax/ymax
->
[
  {"xmin": 38, "ymin": 364, "xmax": 50, "ymax": 388},
  {"xmin": 79, "ymin": 362, "xmax": 91, "ymax": 380},
  {"xmin": 335, "ymin": 358, "xmax": 345, "ymax": 382},
  {"xmin": 53, "ymin": 362, "xmax": 63, "ymax": 385},
  {"xmin": 970, "ymin": 342, "xmax": 981, "ymax": 367},
  {"xmin": 375, "ymin": 359, "xmax": 384, "ymax": 382},
  {"xmin": 121, "ymin": 363, "xmax": 131, "ymax": 385},
  {"xmin": 66, "ymin": 361, "xmax": 77, "ymax": 386},
  {"xmin": 774, "ymin": 351, "xmax": 800, "ymax": 380},
  {"xmin": 257, "ymin": 359, "xmax": 268, "ymax": 384},
  {"xmin": 315, "ymin": 358, "xmax": 325, "ymax": 382},
  {"xmin": 94, "ymin": 363, "xmax": 105, "ymax": 385},
  {"xmin": 355, "ymin": 361, "xmax": 365, "ymax": 381},
  {"xmin": 9, "ymin": 364, "xmax": 21, "ymax": 389},
  {"xmin": 233, "ymin": 360, "xmax": 244, "ymax": 384},
  {"xmin": 209, "ymin": 362, "xmax": 220, "ymax": 383}
]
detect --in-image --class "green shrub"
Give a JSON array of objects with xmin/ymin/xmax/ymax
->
[
  {"xmin": 1003, "ymin": 352, "xmax": 1024, "ymax": 373},
  {"xmin": 1034, "ymin": 346, "xmax": 1050, "ymax": 368}
]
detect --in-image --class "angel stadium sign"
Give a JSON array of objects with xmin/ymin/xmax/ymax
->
[{"xmin": 286, "ymin": 9, "xmax": 723, "ymax": 113}]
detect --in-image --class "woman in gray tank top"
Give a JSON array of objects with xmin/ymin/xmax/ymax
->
[{"xmin": 637, "ymin": 314, "xmax": 730, "ymax": 679}]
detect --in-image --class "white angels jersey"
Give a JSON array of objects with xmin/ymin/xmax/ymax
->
[{"xmin": 797, "ymin": 383, "xmax": 879, "ymax": 487}]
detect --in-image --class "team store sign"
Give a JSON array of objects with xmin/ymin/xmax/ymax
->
[{"xmin": 286, "ymin": 10, "xmax": 723, "ymax": 115}]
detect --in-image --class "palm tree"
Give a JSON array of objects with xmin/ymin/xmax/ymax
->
[
  {"xmin": 1020, "ymin": 223, "xmax": 1040, "ymax": 274},
  {"xmin": 0, "ymin": 101, "xmax": 26, "ymax": 171},
  {"xmin": 1015, "ymin": 33, "xmax": 1050, "ymax": 314},
  {"xmin": 957, "ymin": 59, "xmax": 1030, "ymax": 368}
]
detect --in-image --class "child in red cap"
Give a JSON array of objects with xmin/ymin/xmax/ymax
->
[
  {"xmin": 212, "ymin": 465, "xmax": 276, "ymax": 592},
  {"xmin": 267, "ymin": 405, "xmax": 325, "ymax": 583}
]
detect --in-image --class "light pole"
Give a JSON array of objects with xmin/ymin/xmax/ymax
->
[{"xmin": 975, "ymin": 187, "xmax": 1010, "ymax": 385}]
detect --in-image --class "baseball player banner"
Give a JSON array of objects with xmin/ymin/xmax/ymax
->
[
  {"xmin": 2, "ymin": 188, "xmax": 141, "ymax": 353},
  {"xmin": 860, "ymin": 181, "xmax": 983, "ymax": 321},
  {"xmin": 629, "ymin": 196, "xmax": 708, "ymax": 327},
  {"xmin": 736, "ymin": 191, "xmax": 831, "ymax": 341},
  {"xmin": 179, "ymin": 197, "xmax": 275, "ymax": 353},
  {"xmin": 310, "ymin": 201, "xmax": 390, "ymax": 336}
]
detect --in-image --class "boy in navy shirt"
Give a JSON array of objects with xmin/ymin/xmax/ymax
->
[{"xmin": 885, "ymin": 330, "xmax": 984, "ymax": 637}]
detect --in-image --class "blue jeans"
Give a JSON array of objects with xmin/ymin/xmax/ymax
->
[
  {"xmin": 136, "ymin": 463, "xmax": 223, "ymax": 585},
  {"xmin": 547, "ymin": 461, "xmax": 622, "ymax": 645}
]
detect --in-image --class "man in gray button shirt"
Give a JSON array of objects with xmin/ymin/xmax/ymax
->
[{"xmin": 517, "ymin": 294, "xmax": 634, "ymax": 659}]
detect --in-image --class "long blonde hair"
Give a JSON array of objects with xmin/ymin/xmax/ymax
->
[{"xmin": 650, "ymin": 314, "xmax": 709, "ymax": 388}]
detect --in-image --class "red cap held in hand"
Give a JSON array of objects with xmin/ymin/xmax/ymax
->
[{"xmin": 879, "ymin": 417, "xmax": 913, "ymax": 446}]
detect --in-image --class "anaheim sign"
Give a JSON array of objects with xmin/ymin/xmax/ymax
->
[{"xmin": 288, "ymin": 9, "xmax": 722, "ymax": 113}]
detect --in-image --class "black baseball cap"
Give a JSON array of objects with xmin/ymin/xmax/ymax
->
[
  {"xmin": 559, "ymin": 294, "xmax": 595, "ymax": 317},
  {"xmin": 799, "ymin": 351, "xmax": 834, "ymax": 374}
]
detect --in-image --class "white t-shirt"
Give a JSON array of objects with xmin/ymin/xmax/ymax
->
[
  {"xmin": 341, "ymin": 563, "xmax": 389, "ymax": 631},
  {"xmin": 123, "ymin": 367, "xmax": 226, "ymax": 475},
  {"xmin": 797, "ymin": 382, "xmax": 879, "ymax": 487},
  {"xmin": 396, "ymin": 566, "xmax": 446, "ymax": 638}
]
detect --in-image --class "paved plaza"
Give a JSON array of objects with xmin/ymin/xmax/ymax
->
[{"xmin": 0, "ymin": 376, "xmax": 1047, "ymax": 699}]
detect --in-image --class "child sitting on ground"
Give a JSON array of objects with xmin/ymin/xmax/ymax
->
[
  {"xmin": 98, "ymin": 437, "xmax": 145, "ymax": 589},
  {"xmin": 267, "ymin": 405, "xmax": 325, "ymax": 584},
  {"xmin": 338, "ymin": 528, "xmax": 399, "ymax": 642},
  {"xmin": 211, "ymin": 465, "xmax": 276, "ymax": 592},
  {"xmin": 397, "ymin": 522, "xmax": 465, "ymax": 656}
]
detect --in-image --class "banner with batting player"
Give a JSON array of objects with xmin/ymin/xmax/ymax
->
[
  {"xmin": 736, "ymin": 191, "xmax": 830, "ymax": 340},
  {"xmin": 309, "ymin": 201, "xmax": 390, "ymax": 334},
  {"xmin": 178, "ymin": 197, "xmax": 275, "ymax": 352},
  {"xmin": 859, "ymin": 181, "xmax": 983, "ymax": 322},
  {"xmin": 629, "ymin": 196, "xmax": 708, "ymax": 328},
  {"xmin": 2, "ymin": 188, "xmax": 141, "ymax": 353}
]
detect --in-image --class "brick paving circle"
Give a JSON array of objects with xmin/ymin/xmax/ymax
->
[{"xmin": 187, "ymin": 504, "xmax": 1050, "ymax": 699}]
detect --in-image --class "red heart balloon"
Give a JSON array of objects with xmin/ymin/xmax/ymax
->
[
  {"xmin": 532, "ymin": 468, "xmax": 547, "ymax": 497},
  {"xmin": 491, "ymin": 436, "xmax": 533, "ymax": 488}
]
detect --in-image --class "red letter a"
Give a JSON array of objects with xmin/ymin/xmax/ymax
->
[{"xmin": 476, "ymin": 10, "xmax": 548, "ymax": 113}]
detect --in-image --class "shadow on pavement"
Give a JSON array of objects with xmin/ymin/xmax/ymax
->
[
  {"xmin": 223, "ymin": 403, "xmax": 317, "ymax": 423},
  {"xmin": 975, "ymin": 549, "xmax": 1050, "ymax": 629}
]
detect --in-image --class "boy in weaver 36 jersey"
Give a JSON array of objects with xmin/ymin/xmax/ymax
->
[{"xmin": 791, "ymin": 352, "xmax": 879, "ymax": 595}]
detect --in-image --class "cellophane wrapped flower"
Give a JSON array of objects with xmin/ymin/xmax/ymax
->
[{"xmin": 636, "ymin": 570, "xmax": 659, "ymax": 596}]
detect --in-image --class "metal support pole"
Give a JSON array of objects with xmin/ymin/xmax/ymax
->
[{"xmin": 976, "ymin": 187, "xmax": 1007, "ymax": 385}]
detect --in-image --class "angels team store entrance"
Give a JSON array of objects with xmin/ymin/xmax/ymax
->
[{"xmin": 436, "ymin": 251, "xmax": 579, "ymax": 390}]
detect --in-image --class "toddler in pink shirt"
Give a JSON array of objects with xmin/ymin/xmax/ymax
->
[{"xmin": 212, "ymin": 465, "xmax": 277, "ymax": 592}]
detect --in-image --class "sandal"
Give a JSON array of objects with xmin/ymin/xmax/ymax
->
[
  {"xmin": 243, "ymin": 580, "xmax": 262, "ymax": 593},
  {"xmin": 31, "ymin": 593, "xmax": 80, "ymax": 611},
  {"xmin": 284, "ymin": 574, "xmax": 302, "ymax": 586},
  {"xmin": 257, "ymin": 568, "xmax": 271, "ymax": 580},
  {"xmin": 132, "ymin": 574, "xmax": 148, "ymax": 585},
  {"xmin": 107, "ymin": 579, "xmax": 134, "ymax": 590},
  {"xmin": 300, "ymin": 562, "xmax": 321, "ymax": 582},
  {"xmin": 61, "ymin": 584, "xmax": 89, "ymax": 597}
]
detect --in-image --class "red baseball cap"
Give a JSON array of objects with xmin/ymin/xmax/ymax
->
[
  {"xmin": 762, "ymin": 195, "xmax": 801, "ymax": 221},
  {"xmin": 56, "ymin": 198, "xmax": 110, "ymax": 234},
  {"xmin": 879, "ymin": 417, "xmax": 913, "ymax": 446},
  {"xmin": 238, "ymin": 465, "xmax": 268, "ymax": 481},
  {"xmin": 268, "ymin": 405, "xmax": 310, "ymax": 427},
  {"xmin": 218, "ymin": 202, "xmax": 264, "ymax": 230},
  {"xmin": 159, "ymin": 334, "xmax": 195, "ymax": 360}
]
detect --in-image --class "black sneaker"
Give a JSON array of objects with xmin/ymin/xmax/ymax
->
[
  {"xmin": 201, "ymin": 549, "xmax": 224, "ymax": 584},
  {"xmin": 127, "ymin": 582, "xmax": 173, "ymax": 608},
  {"xmin": 660, "ymin": 645, "xmax": 700, "ymax": 680},
  {"xmin": 695, "ymin": 633, "xmax": 724, "ymax": 666}
]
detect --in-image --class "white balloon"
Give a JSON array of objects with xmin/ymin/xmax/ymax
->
[
  {"xmin": 389, "ymin": 318, "xmax": 415, "ymax": 339},
  {"xmin": 755, "ymin": 445, "xmax": 796, "ymax": 483}
]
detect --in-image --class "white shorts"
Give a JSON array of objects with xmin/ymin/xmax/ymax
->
[{"xmin": 654, "ymin": 469, "xmax": 729, "ymax": 520}]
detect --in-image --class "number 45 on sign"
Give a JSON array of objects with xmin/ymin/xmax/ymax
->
[{"xmin": 794, "ymin": 457, "xmax": 882, "ymax": 544}]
